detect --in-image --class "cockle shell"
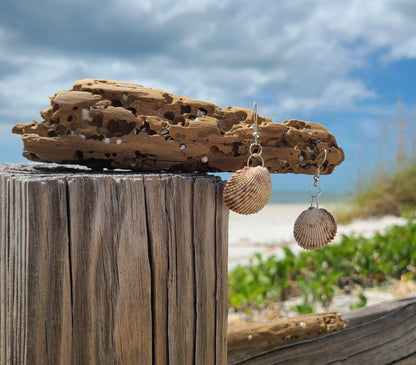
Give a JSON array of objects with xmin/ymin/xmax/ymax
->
[
  {"xmin": 224, "ymin": 165, "xmax": 272, "ymax": 215},
  {"xmin": 293, "ymin": 207, "xmax": 337, "ymax": 250}
]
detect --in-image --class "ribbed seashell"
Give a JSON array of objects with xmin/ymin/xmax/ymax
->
[
  {"xmin": 293, "ymin": 207, "xmax": 337, "ymax": 250},
  {"xmin": 224, "ymin": 166, "xmax": 272, "ymax": 215}
]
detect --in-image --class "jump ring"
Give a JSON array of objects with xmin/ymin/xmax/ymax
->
[
  {"xmin": 249, "ymin": 143, "xmax": 263, "ymax": 156},
  {"xmin": 309, "ymin": 184, "xmax": 321, "ymax": 199},
  {"xmin": 247, "ymin": 153, "xmax": 265, "ymax": 167}
]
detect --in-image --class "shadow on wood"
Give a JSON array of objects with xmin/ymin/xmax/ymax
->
[{"xmin": 0, "ymin": 163, "xmax": 228, "ymax": 365}]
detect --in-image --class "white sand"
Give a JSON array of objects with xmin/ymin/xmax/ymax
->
[{"xmin": 228, "ymin": 204, "xmax": 408, "ymax": 269}]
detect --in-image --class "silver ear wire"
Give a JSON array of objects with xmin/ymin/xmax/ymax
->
[
  {"xmin": 247, "ymin": 102, "xmax": 264, "ymax": 167},
  {"xmin": 315, "ymin": 149, "xmax": 327, "ymax": 177},
  {"xmin": 252, "ymin": 102, "xmax": 259, "ymax": 144}
]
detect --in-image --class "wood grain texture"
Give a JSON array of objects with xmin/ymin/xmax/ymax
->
[
  {"xmin": 228, "ymin": 297, "xmax": 416, "ymax": 365},
  {"xmin": 0, "ymin": 163, "xmax": 228, "ymax": 365}
]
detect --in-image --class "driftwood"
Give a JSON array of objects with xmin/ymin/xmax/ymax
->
[
  {"xmin": 227, "ymin": 297, "xmax": 416, "ymax": 364},
  {"xmin": 227, "ymin": 312, "xmax": 347, "ymax": 352},
  {"xmin": 12, "ymin": 79, "xmax": 344, "ymax": 174},
  {"xmin": 0, "ymin": 163, "xmax": 228, "ymax": 364}
]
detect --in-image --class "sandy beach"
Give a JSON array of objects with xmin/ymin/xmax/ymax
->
[{"xmin": 228, "ymin": 203, "xmax": 408, "ymax": 270}]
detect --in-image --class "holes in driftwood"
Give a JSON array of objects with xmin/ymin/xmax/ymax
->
[
  {"xmin": 128, "ymin": 107, "xmax": 137, "ymax": 115},
  {"xmin": 231, "ymin": 142, "xmax": 241, "ymax": 157},
  {"xmin": 56, "ymin": 125, "xmax": 66, "ymax": 136},
  {"xmin": 139, "ymin": 122, "xmax": 157, "ymax": 135},
  {"xmin": 235, "ymin": 110, "xmax": 247, "ymax": 122},
  {"xmin": 180, "ymin": 104, "xmax": 191, "ymax": 114},
  {"xmin": 164, "ymin": 111, "xmax": 175, "ymax": 121},
  {"xmin": 217, "ymin": 119, "xmax": 238, "ymax": 132},
  {"xmin": 91, "ymin": 115, "xmax": 103, "ymax": 128},
  {"xmin": 106, "ymin": 119, "xmax": 135, "ymax": 137},
  {"xmin": 67, "ymin": 115, "xmax": 73, "ymax": 122},
  {"xmin": 163, "ymin": 93, "xmax": 173, "ymax": 103},
  {"xmin": 111, "ymin": 99, "xmax": 122, "ymax": 107},
  {"xmin": 198, "ymin": 107, "xmax": 208, "ymax": 115},
  {"xmin": 174, "ymin": 115, "xmax": 185, "ymax": 125},
  {"xmin": 164, "ymin": 112, "xmax": 185, "ymax": 126},
  {"xmin": 307, "ymin": 143, "xmax": 317, "ymax": 152}
]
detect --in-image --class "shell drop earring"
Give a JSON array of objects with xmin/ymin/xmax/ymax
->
[
  {"xmin": 223, "ymin": 102, "xmax": 272, "ymax": 215},
  {"xmin": 293, "ymin": 149, "xmax": 337, "ymax": 250}
]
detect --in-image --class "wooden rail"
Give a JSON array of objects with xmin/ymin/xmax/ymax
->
[
  {"xmin": 227, "ymin": 297, "xmax": 416, "ymax": 364},
  {"xmin": 0, "ymin": 163, "xmax": 228, "ymax": 364}
]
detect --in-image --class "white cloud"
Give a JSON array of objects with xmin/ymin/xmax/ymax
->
[{"xmin": 0, "ymin": 0, "xmax": 416, "ymax": 126}]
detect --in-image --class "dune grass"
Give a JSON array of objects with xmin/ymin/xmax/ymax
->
[{"xmin": 338, "ymin": 162, "xmax": 416, "ymax": 222}]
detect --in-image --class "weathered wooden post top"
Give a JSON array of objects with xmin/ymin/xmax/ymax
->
[{"xmin": 2, "ymin": 79, "xmax": 344, "ymax": 365}]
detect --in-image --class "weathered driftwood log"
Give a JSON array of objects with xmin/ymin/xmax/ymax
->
[
  {"xmin": 227, "ymin": 312, "xmax": 347, "ymax": 352},
  {"xmin": 12, "ymin": 79, "xmax": 344, "ymax": 174},
  {"xmin": 0, "ymin": 163, "xmax": 228, "ymax": 365},
  {"xmin": 228, "ymin": 297, "xmax": 416, "ymax": 364}
]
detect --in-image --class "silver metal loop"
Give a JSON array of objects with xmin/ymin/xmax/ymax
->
[
  {"xmin": 309, "ymin": 184, "xmax": 321, "ymax": 199},
  {"xmin": 247, "ymin": 153, "xmax": 265, "ymax": 167},
  {"xmin": 249, "ymin": 143, "xmax": 263, "ymax": 156}
]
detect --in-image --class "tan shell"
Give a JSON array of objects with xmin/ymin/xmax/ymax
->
[
  {"xmin": 293, "ymin": 207, "xmax": 337, "ymax": 250},
  {"xmin": 224, "ymin": 166, "xmax": 272, "ymax": 215}
]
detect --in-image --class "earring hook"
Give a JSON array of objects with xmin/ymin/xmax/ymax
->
[
  {"xmin": 316, "ymin": 149, "xmax": 327, "ymax": 175},
  {"xmin": 252, "ymin": 102, "xmax": 259, "ymax": 144}
]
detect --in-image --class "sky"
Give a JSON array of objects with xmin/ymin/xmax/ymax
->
[{"xmin": 1, "ymin": 0, "xmax": 416, "ymax": 193}]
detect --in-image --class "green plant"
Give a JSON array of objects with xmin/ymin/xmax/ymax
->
[
  {"xmin": 350, "ymin": 293, "xmax": 367, "ymax": 310},
  {"xmin": 228, "ymin": 219, "xmax": 416, "ymax": 315}
]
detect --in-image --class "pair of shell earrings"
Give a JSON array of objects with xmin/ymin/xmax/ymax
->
[{"xmin": 223, "ymin": 103, "xmax": 337, "ymax": 251}]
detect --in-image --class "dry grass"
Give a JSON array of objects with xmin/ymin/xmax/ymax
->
[{"xmin": 338, "ymin": 162, "xmax": 416, "ymax": 222}]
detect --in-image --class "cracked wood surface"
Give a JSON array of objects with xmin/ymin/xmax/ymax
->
[
  {"xmin": 12, "ymin": 79, "xmax": 344, "ymax": 174},
  {"xmin": 0, "ymin": 163, "xmax": 228, "ymax": 365}
]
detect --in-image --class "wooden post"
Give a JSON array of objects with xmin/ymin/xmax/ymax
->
[{"xmin": 0, "ymin": 163, "xmax": 228, "ymax": 365}]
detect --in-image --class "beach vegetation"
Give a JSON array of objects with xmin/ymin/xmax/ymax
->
[
  {"xmin": 228, "ymin": 219, "xmax": 416, "ymax": 315},
  {"xmin": 338, "ymin": 162, "xmax": 416, "ymax": 222}
]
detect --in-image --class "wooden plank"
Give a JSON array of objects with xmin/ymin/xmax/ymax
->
[
  {"xmin": 143, "ymin": 175, "xmax": 169, "ymax": 365},
  {"xmin": 228, "ymin": 297, "xmax": 416, "ymax": 365},
  {"xmin": 194, "ymin": 178, "xmax": 217, "ymax": 365},
  {"xmin": 166, "ymin": 176, "xmax": 196, "ymax": 365},
  {"xmin": 25, "ymin": 178, "xmax": 72, "ymax": 364},
  {"xmin": 112, "ymin": 177, "xmax": 153, "ymax": 364},
  {"xmin": 215, "ymin": 181, "xmax": 229, "ymax": 365},
  {"xmin": 0, "ymin": 175, "xmax": 8, "ymax": 364}
]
